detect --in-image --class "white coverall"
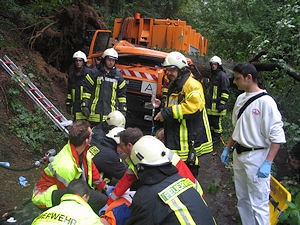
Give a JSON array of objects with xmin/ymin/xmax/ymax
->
[{"xmin": 231, "ymin": 91, "xmax": 286, "ymax": 225}]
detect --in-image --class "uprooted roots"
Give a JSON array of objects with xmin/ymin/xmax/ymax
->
[{"xmin": 26, "ymin": 2, "xmax": 107, "ymax": 71}]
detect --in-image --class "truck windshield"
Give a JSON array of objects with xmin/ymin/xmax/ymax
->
[{"xmin": 90, "ymin": 30, "xmax": 111, "ymax": 54}]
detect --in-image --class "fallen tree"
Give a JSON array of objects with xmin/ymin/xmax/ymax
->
[{"xmin": 23, "ymin": 2, "xmax": 107, "ymax": 72}]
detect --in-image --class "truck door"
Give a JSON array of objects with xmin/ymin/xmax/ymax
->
[{"xmin": 87, "ymin": 30, "xmax": 112, "ymax": 66}]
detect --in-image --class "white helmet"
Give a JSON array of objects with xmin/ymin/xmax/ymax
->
[
  {"xmin": 209, "ymin": 56, "xmax": 222, "ymax": 65},
  {"xmin": 130, "ymin": 135, "xmax": 170, "ymax": 166},
  {"xmin": 106, "ymin": 110, "xmax": 126, "ymax": 128},
  {"xmin": 102, "ymin": 48, "xmax": 118, "ymax": 60},
  {"xmin": 162, "ymin": 51, "xmax": 188, "ymax": 69},
  {"xmin": 106, "ymin": 127, "xmax": 125, "ymax": 144},
  {"xmin": 73, "ymin": 51, "xmax": 87, "ymax": 62}
]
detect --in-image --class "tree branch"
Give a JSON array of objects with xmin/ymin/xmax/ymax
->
[{"xmin": 252, "ymin": 62, "xmax": 300, "ymax": 82}]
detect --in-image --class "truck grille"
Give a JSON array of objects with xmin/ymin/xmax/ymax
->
[{"xmin": 125, "ymin": 79, "xmax": 142, "ymax": 93}]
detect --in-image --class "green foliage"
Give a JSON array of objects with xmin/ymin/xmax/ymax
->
[
  {"xmin": 94, "ymin": 0, "xmax": 189, "ymax": 30},
  {"xmin": 279, "ymin": 191, "xmax": 300, "ymax": 225},
  {"xmin": 283, "ymin": 121, "xmax": 300, "ymax": 152},
  {"xmin": 207, "ymin": 179, "xmax": 220, "ymax": 193},
  {"xmin": 7, "ymin": 87, "xmax": 65, "ymax": 153}
]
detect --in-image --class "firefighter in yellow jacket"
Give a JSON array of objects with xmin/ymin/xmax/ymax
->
[
  {"xmin": 32, "ymin": 120, "xmax": 109, "ymax": 213},
  {"xmin": 32, "ymin": 179, "xmax": 104, "ymax": 225},
  {"xmin": 154, "ymin": 51, "xmax": 213, "ymax": 177}
]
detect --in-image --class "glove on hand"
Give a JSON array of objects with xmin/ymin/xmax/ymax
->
[
  {"xmin": 104, "ymin": 185, "xmax": 115, "ymax": 196},
  {"xmin": 98, "ymin": 204, "xmax": 108, "ymax": 215},
  {"xmin": 218, "ymin": 104, "xmax": 226, "ymax": 112},
  {"xmin": 257, "ymin": 160, "xmax": 273, "ymax": 178},
  {"xmin": 81, "ymin": 106, "xmax": 90, "ymax": 117},
  {"xmin": 221, "ymin": 147, "xmax": 230, "ymax": 164}
]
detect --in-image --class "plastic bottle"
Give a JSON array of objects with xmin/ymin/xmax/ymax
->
[{"xmin": 0, "ymin": 162, "xmax": 10, "ymax": 167}]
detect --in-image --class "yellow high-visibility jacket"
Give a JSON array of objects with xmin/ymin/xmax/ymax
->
[
  {"xmin": 32, "ymin": 194, "xmax": 104, "ymax": 225},
  {"xmin": 161, "ymin": 71, "xmax": 213, "ymax": 159},
  {"xmin": 32, "ymin": 142, "xmax": 105, "ymax": 208}
]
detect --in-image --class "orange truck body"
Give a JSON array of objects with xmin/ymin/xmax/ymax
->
[{"xmin": 113, "ymin": 14, "xmax": 208, "ymax": 55}]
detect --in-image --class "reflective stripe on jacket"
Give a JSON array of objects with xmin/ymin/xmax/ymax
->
[
  {"xmin": 162, "ymin": 72, "xmax": 213, "ymax": 158},
  {"xmin": 66, "ymin": 66, "xmax": 93, "ymax": 120},
  {"xmin": 205, "ymin": 69, "xmax": 230, "ymax": 116},
  {"xmin": 109, "ymin": 152, "xmax": 205, "ymax": 205},
  {"xmin": 31, "ymin": 194, "xmax": 104, "ymax": 225},
  {"xmin": 127, "ymin": 173, "xmax": 216, "ymax": 225},
  {"xmin": 32, "ymin": 142, "xmax": 106, "ymax": 208},
  {"xmin": 82, "ymin": 65, "xmax": 127, "ymax": 123}
]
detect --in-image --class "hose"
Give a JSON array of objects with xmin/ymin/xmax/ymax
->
[
  {"xmin": 0, "ymin": 149, "xmax": 56, "ymax": 171},
  {"xmin": 0, "ymin": 161, "xmax": 40, "ymax": 171}
]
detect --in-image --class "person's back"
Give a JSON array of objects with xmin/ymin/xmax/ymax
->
[
  {"xmin": 32, "ymin": 179, "xmax": 104, "ymax": 225},
  {"xmin": 31, "ymin": 194, "xmax": 103, "ymax": 225},
  {"xmin": 126, "ymin": 136, "xmax": 216, "ymax": 225},
  {"xmin": 128, "ymin": 169, "xmax": 215, "ymax": 225},
  {"xmin": 108, "ymin": 131, "xmax": 205, "ymax": 204},
  {"xmin": 92, "ymin": 126, "xmax": 127, "ymax": 182}
]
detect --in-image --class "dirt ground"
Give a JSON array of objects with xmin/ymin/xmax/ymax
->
[{"xmin": 198, "ymin": 148, "xmax": 240, "ymax": 224}]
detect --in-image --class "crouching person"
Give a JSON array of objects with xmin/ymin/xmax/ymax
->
[
  {"xmin": 126, "ymin": 135, "xmax": 217, "ymax": 225},
  {"xmin": 32, "ymin": 120, "xmax": 109, "ymax": 214},
  {"xmin": 32, "ymin": 179, "xmax": 105, "ymax": 225}
]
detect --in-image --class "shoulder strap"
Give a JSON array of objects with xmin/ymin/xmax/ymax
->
[{"xmin": 237, "ymin": 92, "xmax": 268, "ymax": 119}]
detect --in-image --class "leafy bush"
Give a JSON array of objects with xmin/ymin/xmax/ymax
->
[
  {"xmin": 7, "ymin": 87, "xmax": 65, "ymax": 153},
  {"xmin": 279, "ymin": 192, "xmax": 300, "ymax": 225}
]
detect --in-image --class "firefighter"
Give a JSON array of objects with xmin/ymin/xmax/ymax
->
[
  {"xmin": 126, "ymin": 135, "xmax": 216, "ymax": 225},
  {"xmin": 81, "ymin": 48, "xmax": 127, "ymax": 127},
  {"xmin": 92, "ymin": 126, "xmax": 127, "ymax": 184},
  {"xmin": 32, "ymin": 179, "xmax": 105, "ymax": 225},
  {"xmin": 205, "ymin": 56, "xmax": 230, "ymax": 143},
  {"xmin": 91, "ymin": 110, "xmax": 126, "ymax": 146},
  {"xmin": 107, "ymin": 131, "xmax": 204, "ymax": 206},
  {"xmin": 32, "ymin": 120, "xmax": 110, "ymax": 214},
  {"xmin": 90, "ymin": 111, "xmax": 127, "ymax": 184},
  {"xmin": 154, "ymin": 51, "xmax": 213, "ymax": 177},
  {"xmin": 66, "ymin": 50, "xmax": 94, "ymax": 121}
]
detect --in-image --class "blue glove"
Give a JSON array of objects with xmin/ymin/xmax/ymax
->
[
  {"xmin": 19, "ymin": 176, "xmax": 28, "ymax": 187},
  {"xmin": 99, "ymin": 204, "xmax": 108, "ymax": 215},
  {"xmin": 221, "ymin": 147, "xmax": 230, "ymax": 164},
  {"xmin": 257, "ymin": 160, "xmax": 273, "ymax": 178},
  {"xmin": 105, "ymin": 185, "xmax": 115, "ymax": 196}
]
